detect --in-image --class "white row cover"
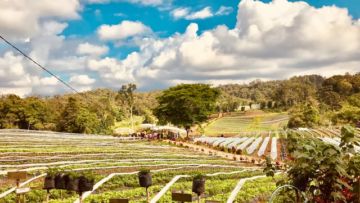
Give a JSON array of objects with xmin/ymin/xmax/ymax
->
[
  {"xmin": 219, "ymin": 138, "xmax": 239, "ymax": 148},
  {"xmin": 236, "ymin": 137, "xmax": 255, "ymax": 151},
  {"xmin": 246, "ymin": 137, "xmax": 263, "ymax": 155},
  {"xmin": 257, "ymin": 136, "xmax": 270, "ymax": 157},
  {"xmin": 226, "ymin": 137, "xmax": 248, "ymax": 149},
  {"xmin": 270, "ymin": 137, "xmax": 277, "ymax": 160},
  {"xmin": 322, "ymin": 137, "xmax": 360, "ymax": 153}
]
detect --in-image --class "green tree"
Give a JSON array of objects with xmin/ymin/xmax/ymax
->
[
  {"xmin": 117, "ymin": 83, "xmax": 137, "ymax": 129},
  {"xmin": 23, "ymin": 97, "xmax": 51, "ymax": 130},
  {"xmin": 57, "ymin": 97, "xmax": 81, "ymax": 133},
  {"xmin": 76, "ymin": 107, "xmax": 100, "ymax": 134},
  {"xmin": 57, "ymin": 97, "xmax": 101, "ymax": 134},
  {"xmin": 0, "ymin": 95, "xmax": 25, "ymax": 129},
  {"xmin": 333, "ymin": 103, "xmax": 360, "ymax": 125},
  {"xmin": 288, "ymin": 101, "xmax": 320, "ymax": 128},
  {"xmin": 154, "ymin": 84, "xmax": 220, "ymax": 137}
]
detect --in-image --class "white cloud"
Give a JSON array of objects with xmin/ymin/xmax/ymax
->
[
  {"xmin": 69, "ymin": 75, "xmax": 96, "ymax": 85},
  {"xmin": 0, "ymin": 0, "xmax": 81, "ymax": 40},
  {"xmin": 171, "ymin": 8, "xmax": 190, "ymax": 19},
  {"xmin": 215, "ymin": 6, "xmax": 233, "ymax": 16},
  {"xmin": 128, "ymin": 0, "xmax": 169, "ymax": 6},
  {"xmin": 77, "ymin": 42, "xmax": 109, "ymax": 57},
  {"xmin": 2, "ymin": 0, "xmax": 360, "ymax": 96},
  {"xmin": 171, "ymin": 7, "xmax": 214, "ymax": 20},
  {"xmin": 97, "ymin": 20, "xmax": 152, "ymax": 40},
  {"xmin": 68, "ymin": 74, "xmax": 96, "ymax": 91},
  {"xmin": 186, "ymin": 7, "xmax": 213, "ymax": 20},
  {"xmin": 0, "ymin": 51, "xmax": 67, "ymax": 97},
  {"xmin": 88, "ymin": 56, "xmax": 136, "ymax": 87},
  {"xmin": 114, "ymin": 0, "xmax": 360, "ymax": 90},
  {"xmin": 114, "ymin": 12, "xmax": 127, "ymax": 17},
  {"xmin": 84, "ymin": 0, "xmax": 172, "ymax": 7}
]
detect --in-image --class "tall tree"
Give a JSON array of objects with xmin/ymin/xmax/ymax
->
[
  {"xmin": 154, "ymin": 84, "xmax": 220, "ymax": 138},
  {"xmin": 0, "ymin": 95, "xmax": 25, "ymax": 129},
  {"xmin": 57, "ymin": 97, "xmax": 100, "ymax": 134},
  {"xmin": 23, "ymin": 97, "xmax": 50, "ymax": 130},
  {"xmin": 117, "ymin": 83, "xmax": 137, "ymax": 130}
]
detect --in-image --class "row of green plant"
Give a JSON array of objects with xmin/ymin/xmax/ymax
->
[{"xmin": 158, "ymin": 170, "xmax": 270, "ymax": 202}]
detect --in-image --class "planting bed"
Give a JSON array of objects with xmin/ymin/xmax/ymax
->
[{"xmin": 0, "ymin": 130, "xmax": 274, "ymax": 203}]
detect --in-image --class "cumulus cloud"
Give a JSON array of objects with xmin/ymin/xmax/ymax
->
[
  {"xmin": 97, "ymin": 20, "xmax": 152, "ymax": 40},
  {"xmin": 0, "ymin": 51, "xmax": 68, "ymax": 97},
  {"xmin": 87, "ymin": 55, "xmax": 136, "ymax": 88},
  {"xmin": 100, "ymin": 0, "xmax": 360, "ymax": 90},
  {"xmin": 0, "ymin": 0, "xmax": 80, "ymax": 40},
  {"xmin": 69, "ymin": 75, "xmax": 96, "ymax": 85},
  {"xmin": 77, "ymin": 42, "xmax": 109, "ymax": 57},
  {"xmin": 2, "ymin": 0, "xmax": 360, "ymax": 96},
  {"xmin": 0, "ymin": 18, "xmax": 88, "ymax": 96},
  {"xmin": 69, "ymin": 75, "xmax": 96, "ymax": 91}
]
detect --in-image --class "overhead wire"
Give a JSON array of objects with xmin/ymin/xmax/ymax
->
[
  {"xmin": 0, "ymin": 35, "xmax": 81, "ymax": 94},
  {"xmin": 0, "ymin": 34, "xmax": 116, "ymax": 129}
]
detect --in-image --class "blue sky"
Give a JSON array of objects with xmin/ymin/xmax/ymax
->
[
  {"xmin": 63, "ymin": 0, "xmax": 359, "ymax": 59},
  {"xmin": 0, "ymin": 0, "xmax": 359, "ymax": 96}
]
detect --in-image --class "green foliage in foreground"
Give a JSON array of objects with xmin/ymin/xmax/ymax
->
[{"xmin": 269, "ymin": 125, "xmax": 360, "ymax": 202}]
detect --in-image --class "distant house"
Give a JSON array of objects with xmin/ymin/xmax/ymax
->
[
  {"xmin": 251, "ymin": 104, "xmax": 261, "ymax": 110},
  {"xmin": 237, "ymin": 105, "xmax": 251, "ymax": 111},
  {"xmin": 237, "ymin": 103, "xmax": 261, "ymax": 111}
]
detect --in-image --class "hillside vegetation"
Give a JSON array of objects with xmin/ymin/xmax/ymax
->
[{"xmin": 0, "ymin": 73, "xmax": 359, "ymax": 135}]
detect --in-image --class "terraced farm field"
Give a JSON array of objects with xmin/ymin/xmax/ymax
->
[
  {"xmin": 0, "ymin": 129, "xmax": 274, "ymax": 203},
  {"xmin": 204, "ymin": 112, "xmax": 289, "ymax": 136},
  {"xmin": 193, "ymin": 127, "xmax": 360, "ymax": 164},
  {"xmin": 2, "ymin": 127, "xmax": 357, "ymax": 203}
]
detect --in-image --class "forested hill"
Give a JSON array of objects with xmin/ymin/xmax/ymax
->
[
  {"xmin": 0, "ymin": 73, "xmax": 359, "ymax": 134},
  {"xmin": 218, "ymin": 75, "xmax": 325, "ymax": 104},
  {"xmin": 219, "ymin": 73, "xmax": 360, "ymax": 127}
]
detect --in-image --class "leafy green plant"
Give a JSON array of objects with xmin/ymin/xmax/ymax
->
[
  {"xmin": 263, "ymin": 157, "xmax": 276, "ymax": 177},
  {"xmin": 46, "ymin": 167, "xmax": 62, "ymax": 177},
  {"xmin": 80, "ymin": 170, "xmax": 95, "ymax": 180},
  {"xmin": 193, "ymin": 173, "xmax": 205, "ymax": 180},
  {"xmin": 138, "ymin": 168, "xmax": 150, "ymax": 175},
  {"xmin": 275, "ymin": 126, "xmax": 360, "ymax": 202}
]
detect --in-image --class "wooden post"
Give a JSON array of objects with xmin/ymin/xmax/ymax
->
[
  {"xmin": 146, "ymin": 187, "xmax": 149, "ymax": 203},
  {"xmin": 16, "ymin": 179, "xmax": 20, "ymax": 203},
  {"xmin": 79, "ymin": 192, "xmax": 82, "ymax": 203},
  {"xmin": 46, "ymin": 189, "xmax": 50, "ymax": 203}
]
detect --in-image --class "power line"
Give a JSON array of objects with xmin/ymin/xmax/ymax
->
[
  {"xmin": 0, "ymin": 35, "xmax": 109, "ymax": 116},
  {"xmin": 0, "ymin": 35, "xmax": 81, "ymax": 94},
  {"xmin": 0, "ymin": 35, "xmax": 112, "ymax": 128}
]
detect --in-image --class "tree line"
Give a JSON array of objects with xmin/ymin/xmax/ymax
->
[
  {"xmin": 0, "ymin": 73, "xmax": 358, "ymax": 134},
  {"xmin": 0, "ymin": 88, "xmax": 159, "ymax": 134}
]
